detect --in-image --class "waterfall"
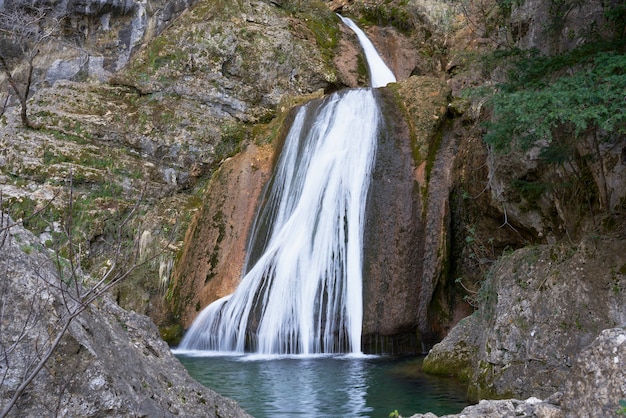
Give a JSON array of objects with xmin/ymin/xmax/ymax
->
[
  {"xmin": 178, "ymin": 16, "xmax": 395, "ymax": 355},
  {"xmin": 338, "ymin": 15, "xmax": 396, "ymax": 88}
]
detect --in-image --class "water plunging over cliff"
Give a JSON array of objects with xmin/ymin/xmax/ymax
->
[
  {"xmin": 178, "ymin": 16, "xmax": 395, "ymax": 355},
  {"xmin": 337, "ymin": 15, "xmax": 396, "ymax": 88}
]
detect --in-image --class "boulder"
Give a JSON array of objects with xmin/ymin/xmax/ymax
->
[
  {"xmin": 562, "ymin": 327, "xmax": 626, "ymax": 417},
  {"xmin": 409, "ymin": 395, "xmax": 563, "ymax": 418},
  {"xmin": 416, "ymin": 328, "xmax": 626, "ymax": 417},
  {"xmin": 423, "ymin": 238, "xmax": 626, "ymax": 401},
  {"xmin": 0, "ymin": 214, "xmax": 250, "ymax": 417}
]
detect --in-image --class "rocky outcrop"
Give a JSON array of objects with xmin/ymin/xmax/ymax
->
[
  {"xmin": 0, "ymin": 214, "xmax": 250, "ymax": 417},
  {"xmin": 414, "ymin": 327, "xmax": 626, "ymax": 417},
  {"xmin": 170, "ymin": 141, "xmax": 277, "ymax": 328},
  {"xmin": 506, "ymin": 0, "xmax": 613, "ymax": 55},
  {"xmin": 561, "ymin": 327, "xmax": 626, "ymax": 417},
  {"xmin": 409, "ymin": 395, "xmax": 563, "ymax": 418},
  {"xmin": 0, "ymin": 0, "xmax": 362, "ymax": 333},
  {"xmin": 422, "ymin": 238, "xmax": 626, "ymax": 401},
  {"xmin": 114, "ymin": 0, "xmax": 345, "ymax": 121},
  {"xmin": 4, "ymin": 0, "xmax": 197, "ymax": 90}
]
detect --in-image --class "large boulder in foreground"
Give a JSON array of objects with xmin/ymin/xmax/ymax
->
[
  {"xmin": 413, "ymin": 327, "xmax": 626, "ymax": 417},
  {"xmin": 0, "ymin": 214, "xmax": 250, "ymax": 417},
  {"xmin": 423, "ymin": 237, "xmax": 626, "ymax": 401},
  {"xmin": 561, "ymin": 327, "xmax": 626, "ymax": 417}
]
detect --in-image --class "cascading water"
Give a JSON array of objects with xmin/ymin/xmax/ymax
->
[
  {"xmin": 178, "ymin": 16, "xmax": 396, "ymax": 355},
  {"xmin": 337, "ymin": 15, "xmax": 396, "ymax": 88}
]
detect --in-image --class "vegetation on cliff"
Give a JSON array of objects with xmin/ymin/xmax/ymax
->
[{"xmin": 485, "ymin": 41, "xmax": 626, "ymax": 215}]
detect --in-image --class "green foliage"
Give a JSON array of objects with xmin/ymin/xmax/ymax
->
[
  {"xmin": 217, "ymin": 122, "xmax": 247, "ymax": 161},
  {"xmin": 360, "ymin": 2, "xmax": 413, "ymax": 34},
  {"xmin": 2, "ymin": 196, "xmax": 59, "ymax": 235},
  {"xmin": 485, "ymin": 47, "xmax": 626, "ymax": 152},
  {"xmin": 605, "ymin": 4, "xmax": 626, "ymax": 39},
  {"xmin": 146, "ymin": 35, "xmax": 186, "ymax": 71},
  {"xmin": 497, "ymin": 0, "xmax": 524, "ymax": 17},
  {"xmin": 512, "ymin": 178, "xmax": 547, "ymax": 209},
  {"xmin": 618, "ymin": 399, "xmax": 626, "ymax": 415}
]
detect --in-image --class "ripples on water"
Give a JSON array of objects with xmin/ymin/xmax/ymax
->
[{"xmin": 175, "ymin": 352, "xmax": 469, "ymax": 418}]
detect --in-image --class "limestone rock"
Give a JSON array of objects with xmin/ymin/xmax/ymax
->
[
  {"xmin": 416, "ymin": 327, "xmax": 626, "ymax": 418},
  {"xmin": 423, "ymin": 238, "xmax": 626, "ymax": 400},
  {"xmin": 408, "ymin": 396, "xmax": 563, "ymax": 418},
  {"xmin": 561, "ymin": 327, "xmax": 626, "ymax": 417},
  {"xmin": 422, "ymin": 314, "xmax": 480, "ymax": 381},
  {"xmin": 0, "ymin": 214, "xmax": 250, "ymax": 417},
  {"xmin": 361, "ymin": 76, "xmax": 452, "ymax": 352},
  {"xmin": 506, "ymin": 0, "xmax": 611, "ymax": 54},
  {"xmin": 170, "ymin": 141, "xmax": 277, "ymax": 328}
]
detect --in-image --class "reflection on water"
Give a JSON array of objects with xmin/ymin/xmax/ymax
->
[{"xmin": 175, "ymin": 353, "xmax": 469, "ymax": 418}]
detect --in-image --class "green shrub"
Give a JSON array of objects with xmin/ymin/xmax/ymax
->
[{"xmin": 485, "ymin": 47, "xmax": 626, "ymax": 152}]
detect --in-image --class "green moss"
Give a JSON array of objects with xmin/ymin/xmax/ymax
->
[
  {"xmin": 356, "ymin": 54, "xmax": 368, "ymax": 81},
  {"xmin": 145, "ymin": 35, "xmax": 187, "ymax": 71},
  {"xmin": 302, "ymin": 6, "xmax": 340, "ymax": 52},
  {"xmin": 422, "ymin": 346, "xmax": 475, "ymax": 382},
  {"xmin": 217, "ymin": 122, "xmax": 248, "ymax": 160},
  {"xmin": 3, "ymin": 196, "xmax": 59, "ymax": 235},
  {"xmin": 160, "ymin": 324, "xmax": 184, "ymax": 346},
  {"xmin": 358, "ymin": 1, "xmax": 414, "ymax": 34}
]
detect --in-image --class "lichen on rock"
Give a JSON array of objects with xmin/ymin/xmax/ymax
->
[{"xmin": 423, "ymin": 238, "xmax": 626, "ymax": 402}]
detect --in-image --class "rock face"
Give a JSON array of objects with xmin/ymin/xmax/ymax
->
[
  {"xmin": 561, "ymin": 327, "xmax": 626, "ymax": 417},
  {"xmin": 506, "ymin": 0, "xmax": 611, "ymax": 54},
  {"xmin": 170, "ymin": 141, "xmax": 277, "ymax": 328},
  {"xmin": 4, "ymin": 0, "xmax": 197, "ymax": 87},
  {"xmin": 362, "ymin": 77, "xmax": 453, "ymax": 352},
  {"xmin": 0, "ymin": 0, "xmax": 356, "ymax": 334},
  {"xmin": 413, "ymin": 328, "xmax": 626, "ymax": 417},
  {"xmin": 0, "ymin": 214, "xmax": 251, "ymax": 417},
  {"xmin": 423, "ymin": 238, "xmax": 626, "ymax": 401}
]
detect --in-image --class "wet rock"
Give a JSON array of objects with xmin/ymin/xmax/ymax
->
[
  {"xmin": 422, "ymin": 314, "xmax": 480, "ymax": 381},
  {"xmin": 361, "ymin": 76, "xmax": 451, "ymax": 353},
  {"xmin": 170, "ymin": 141, "xmax": 277, "ymax": 328}
]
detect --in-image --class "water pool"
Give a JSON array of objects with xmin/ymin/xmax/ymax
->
[{"xmin": 175, "ymin": 353, "xmax": 469, "ymax": 417}]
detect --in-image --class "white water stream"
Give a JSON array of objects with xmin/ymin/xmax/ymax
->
[
  {"xmin": 178, "ymin": 16, "xmax": 396, "ymax": 355},
  {"xmin": 338, "ymin": 15, "xmax": 396, "ymax": 88}
]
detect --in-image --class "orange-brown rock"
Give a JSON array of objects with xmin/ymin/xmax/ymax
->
[{"xmin": 170, "ymin": 142, "xmax": 276, "ymax": 328}]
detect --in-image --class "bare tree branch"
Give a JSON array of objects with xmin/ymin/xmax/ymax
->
[
  {"xmin": 0, "ymin": 180, "xmax": 178, "ymax": 417},
  {"xmin": 0, "ymin": 2, "xmax": 65, "ymax": 129}
]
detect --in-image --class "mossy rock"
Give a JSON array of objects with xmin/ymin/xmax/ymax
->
[
  {"xmin": 160, "ymin": 324, "xmax": 184, "ymax": 346},
  {"xmin": 422, "ymin": 314, "xmax": 480, "ymax": 382}
]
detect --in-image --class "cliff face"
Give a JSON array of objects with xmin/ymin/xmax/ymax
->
[
  {"xmin": 361, "ymin": 78, "xmax": 453, "ymax": 351},
  {"xmin": 420, "ymin": 0, "xmax": 626, "ymax": 411},
  {"xmin": 1, "ymin": 0, "xmax": 358, "ymax": 336}
]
